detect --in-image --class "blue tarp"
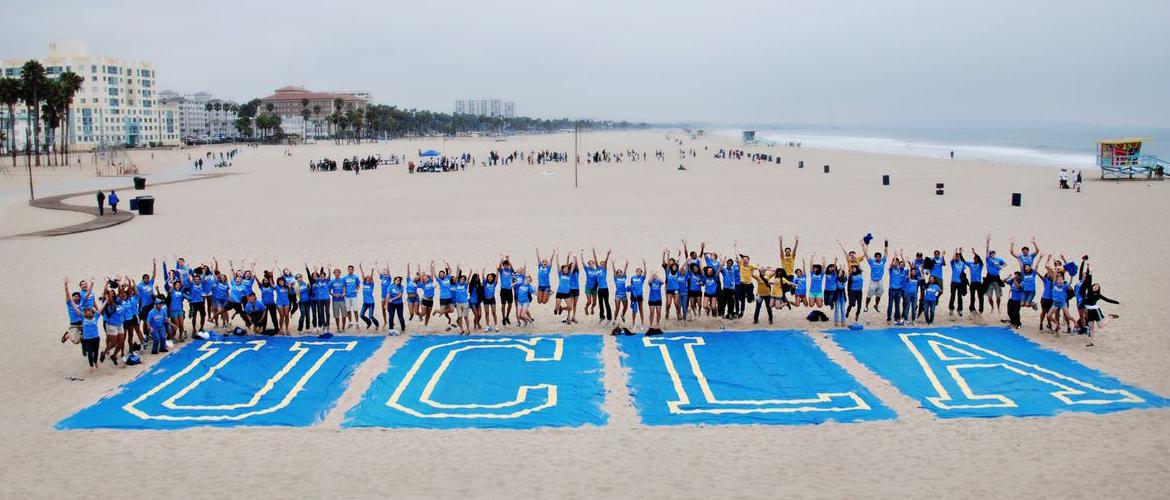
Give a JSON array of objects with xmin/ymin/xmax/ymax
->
[
  {"xmin": 825, "ymin": 326, "xmax": 1170, "ymax": 418},
  {"xmin": 618, "ymin": 330, "xmax": 894, "ymax": 426},
  {"xmin": 57, "ymin": 336, "xmax": 383, "ymax": 430},
  {"xmin": 419, "ymin": 149, "xmax": 440, "ymax": 157},
  {"xmin": 344, "ymin": 335, "xmax": 606, "ymax": 429}
]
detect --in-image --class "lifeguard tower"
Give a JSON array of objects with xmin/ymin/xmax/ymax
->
[
  {"xmin": 742, "ymin": 130, "xmax": 759, "ymax": 145},
  {"xmin": 1098, "ymin": 138, "xmax": 1167, "ymax": 180}
]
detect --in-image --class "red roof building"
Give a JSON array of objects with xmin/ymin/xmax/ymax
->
[{"xmin": 258, "ymin": 86, "xmax": 368, "ymax": 117}]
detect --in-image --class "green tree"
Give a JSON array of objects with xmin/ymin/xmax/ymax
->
[
  {"xmin": 20, "ymin": 60, "xmax": 47, "ymax": 167},
  {"xmin": 56, "ymin": 71, "xmax": 83, "ymax": 164},
  {"xmin": 0, "ymin": 77, "xmax": 21, "ymax": 167}
]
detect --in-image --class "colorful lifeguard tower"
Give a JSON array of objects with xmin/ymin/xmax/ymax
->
[
  {"xmin": 742, "ymin": 130, "xmax": 758, "ymax": 145},
  {"xmin": 1098, "ymin": 138, "xmax": 1167, "ymax": 180}
]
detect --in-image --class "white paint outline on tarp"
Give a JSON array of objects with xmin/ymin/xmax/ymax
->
[
  {"xmin": 644, "ymin": 336, "xmax": 869, "ymax": 415},
  {"xmin": 386, "ymin": 337, "xmax": 563, "ymax": 419},
  {"xmin": 900, "ymin": 332, "xmax": 1143, "ymax": 410}
]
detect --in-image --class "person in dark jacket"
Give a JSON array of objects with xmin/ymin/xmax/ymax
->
[{"xmin": 96, "ymin": 190, "xmax": 105, "ymax": 215}]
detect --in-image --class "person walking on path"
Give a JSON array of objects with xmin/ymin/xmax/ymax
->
[
  {"xmin": 108, "ymin": 190, "xmax": 120, "ymax": 214},
  {"xmin": 96, "ymin": 191, "xmax": 105, "ymax": 216}
]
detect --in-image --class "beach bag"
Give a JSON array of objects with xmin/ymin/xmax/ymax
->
[
  {"xmin": 646, "ymin": 327, "xmax": 663, "ymax": 336},
  {"xmin": 318, "ymin": 332, "xmax": 334, "ymax": 339},
  {"xmin": 848, "ymin": 322, "xmax": 864, "ymax": 330},
  {"xmin": 806, "ymin": 310, "xmax": 829, "ymax": 322},
  {"xmin": 232, "ymin": 327, "xmax": 247, "ymax": 336},
  {"xmin": 125, "ymin": 353, "xmax": 142, "ymax": 366},
  {"xmin": 193, "ymin": 331, "xmax": 210, "ymax": 340}
]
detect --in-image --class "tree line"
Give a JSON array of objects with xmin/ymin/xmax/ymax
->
[{"xmin": 0, "ymin": 60, "xmax": 85, "ymax": 168}]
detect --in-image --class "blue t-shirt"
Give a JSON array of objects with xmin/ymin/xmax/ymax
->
[
  {"xmin": 795, "ymin": 275, "xmax": 809, "ymax": 295},
  {"xmin": 1041, "ymin": 277, "xmax": 1054, "ymax": 300},
  {"xmin": 81, "ymin": 315, "xmax": 102, "ymax": 340},
  {"xmin": 452, "ymin": 283, "xmax": 469, "ymax": 304},
  {"xmin": 950, "ymin": 260, "xmax": 966, "ymax": 283},
  {"xmin": 260, "ymin": 285, "xmax": 276, "ymax": 306},
  {"xmin": 888, "ymin": 266, "xmax": 907, "ymax": 290},
  {"xmin": 538, "ymin": 265, "xmax": 551, "ymax": 287},
  {"xmin": 273, "ymin": 288, "xmax": 290, "ymax": 306},
  {"xmin": 595, "ymin": 267, "xmax": 609, "ymax": 289},
  {"xmin": 387, "ymin": 283, "xmax": 403, "ymax": 304},
  {"xmin": 362, "ymin": 282, "xmax": 376, "ymax": 304},
  {"xmin": 629, "ymin": 275, "xmax": 645, "ymax": 297},
  {"xmin": 967, "ymin": 262, "xmax": 984, "ymax": 283},
  {"xmin": 585, "ymin": 266, "xmax": 599, "ymax": 288},
  {"xmin": 825, "ymin": 272, "xmax": 838, "ymax": 292},
  {"xmin": 297, "ymin": 282, "xmax": 310, "ymax": 302},
  {"xmin": 569, "ymin": 270, "xmax": 580, "ymax": 291},
  {"xmin": 557, "ymin": 272, "xmax": 572, "ymax": 294},
  {"xmin": 720, "ymin": 266, "xmax": 738, "ymax": 288},
  {"xmin": 516, "ymin": 283, "xmax": 533, "ymax": 304},
  {"xmin": 379, "ymin": 274, "xmax": 393, "ymax": 299},
  {"xmin": 136, "ymin": 281, "xmax": 155, "ymax": 307},
  {"xmin": 703, "ymin": 276, "xmax": 718, "ymax": 295},
  {"xmin": 1021, "ymin": 271, "xmax": 1037, "ymax": 292},
  {"xmin": 147, "ymin": 307, "xmax": 169, "ymax": 332},
  {"xmin": 214, "ymin": 281, "xmax": 230, "ymax": 301},
  {"xmin": 499, "ymin": 268, "xmax": 514, "ymax": 288},
  {"xmin": 343, "ymin": 274, "xmax": 361, "ymax": 298},
  {"xmin": 902, "ymin": 276, "xmax": 919, "ymax": 295},
  {"xmin": 665, "ymin": 271, "xmax": 680, "ymax": 292},
  {"xmin": 329, "ymin": 278, "xmax": 346, "ymax": 301},
  {"xmin": 849, "ymin": 273, "xmax": 864, "ymax": 291},
  {"xmin": 66, "ymin": 300, "xmax": 83, "ymax": 323},
  {"xmin": 421, "ymin": 281, "xmax": 435, "ymax": 299},
  {"xmin": 244, "ymin": 301, "xmax": 265, "ymax": 314},
  {"xmin": 613, "ymin": 275, "xmax": 628, "ymax": 298},
  {"xmin": 437, "ymin": 276, "xmax": 452, "ymax": 300},
  {"xmin": 868, "ymin": 257, "xmax": 887, "ymax": 281},
  {"xmin": 648, "ymin": 278, "xmax": 663, "ymax": 302},
  {"xmin": 924, "ymin": 284, "xmax": 942, "ymax": 303},
  {"xmin": 986, "ymin": 255, "xmax": 1005, "ymax": 276},
  {"xmin": 930, "ymin": 256, "xmax": 945, "ymax": 279},
  {"xmin": 1018, "ymin": 253, "xmax": 1036, "ymax": 268},
  {"xmin": 312, "ymin": 280, "xmax": 329, "ymax": 301}
]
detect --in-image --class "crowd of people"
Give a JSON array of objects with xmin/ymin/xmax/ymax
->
[
  {"xmin": 60, "ymin": 236, "xmax": 1119, "ymax": 371},
  {"xmin": 310, "ymin": 155, "xmax": 397, "ymax": 172}
]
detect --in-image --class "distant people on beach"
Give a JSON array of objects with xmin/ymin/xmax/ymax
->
[{"xmin": 96, "ymin": 191, "xmax": 105, "ymax": 216}]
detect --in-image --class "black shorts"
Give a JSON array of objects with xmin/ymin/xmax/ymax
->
[
  {"xmin": 648, "ymin": 300, "xmax": 662, "ymax": 307},
  {"xmin": 631, "ymin": 296, "xmax": 643, "ymax": 304},
  {"xmin": 421, "ymin": 298, "xmax": 434, "ymax": 308},
  {"xmin": 500, "ymin": 288, "xmax": 514, "ymax": 303},
  {"xmin": 482, "ymin": 298, "xmax": 496, "ymax": 306},
  {"xmin": 439, "ymin": 298, "xmax": 452, "ymax": 306},
  {"xmin": 122, "ymin": 318, "xmax": 137, "ymax": 329},
  {"xmin": 570, "ymin": 289, "xmax": 580, "ymax": 297},
  {"xmin": 704, "ymin": 292, "xmax": 717, "ymax": 298},
  {"xmin": 666, "ymin": 290, "xmax": 678, "ymax": 295},
  {"xmin": 555, "ymin": 292, "xmax": 571, "ymax": 299},
  {"xmin": 1041, "ymin": 298, "xmax": 1054, "ymax": 310}
]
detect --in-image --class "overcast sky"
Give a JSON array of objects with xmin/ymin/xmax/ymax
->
[{"xmin": 3, "ymin": 0, "xmax": 1167, "ymax": 128}]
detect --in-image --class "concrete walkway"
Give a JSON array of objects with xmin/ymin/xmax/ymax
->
[{"xmin": 9, "ymin": 173, "xmax": 233, "ymax": 238}]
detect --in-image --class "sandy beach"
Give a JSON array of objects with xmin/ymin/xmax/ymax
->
[{"xmin": 1, "ymin": 130, "xmax": 1168, "ymax": 499}]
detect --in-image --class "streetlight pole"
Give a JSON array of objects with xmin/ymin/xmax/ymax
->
[{"xmin": 573, "ymin": 120, "xmax": 578, "ymax": 189}]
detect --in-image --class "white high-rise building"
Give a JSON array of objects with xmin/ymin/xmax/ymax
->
[
  {"xmin": 0, "ymin": 41, "xmax": 180, "ymax": 150},
  {"xmin": 157, "ymin": 90, "xmax": 240, "ymax": 141},
  {"xmin": 454, "ymin": 98, "xmax": 514, "ymax": 118}
]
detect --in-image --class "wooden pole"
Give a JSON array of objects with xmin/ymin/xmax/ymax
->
[{"xmin": 574, "ymin": 120, "xmax": 578, "ymax": 189}]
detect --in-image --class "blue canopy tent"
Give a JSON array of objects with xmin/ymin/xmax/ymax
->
[{"xmin": 419, "ymin": 149, "xmax": 440, "ymax": 157}]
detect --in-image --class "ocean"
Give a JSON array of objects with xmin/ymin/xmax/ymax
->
[{"xmin": 718, "ymin": 125, "xmax": 1170, "ymax": 169}]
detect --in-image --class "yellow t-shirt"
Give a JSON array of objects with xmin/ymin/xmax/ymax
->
[
  {"xmin": 769, "ymin": 278, "xmax": 786, "ymax": 298},
  {"xmin": 780, "ymin": 254, "xmax": 796, "ymax": 274},
  {"xmin": 753, "ymin": 275, "xmax": 770, "ymax": 296},
  {"xmin": 739, "ymin": 263, "xmax": 757, "ymax": 285}
]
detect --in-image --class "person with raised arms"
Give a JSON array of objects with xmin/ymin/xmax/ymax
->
[
  {"xmin": 186, "ymin": 272, "xmax": 207, "ymax": 333},
  {"xmin": 647, "ymin": 268, "xmax": 663, "ymax": 329},
  {"xmin": 497, "ymin": 255, "xmax": 516, "ymax": 326},
  {"xmin": 386, "ymin": 276, "xmax": 405, "ymax": 335},
  {"xmin": 948, "ymin": 248, "xmax": 967, "ymax": 317},
  {"xmin": 612, "ymin": 262, "xmax": 629, "ymax": 324},
  {"xmin": 357, "ymin": 265, "xmax": 380, "ymax": 330},
  {"xmin": 535, "ymin": 248, "xmax": 555, "ymax": 305},
  {"xmin": 343, "ymin": 265, "xmax": 362, "ymax": 329},
  {"xmin": 807, "ymin": 254, "xmax": 826, "ymax": 309},
  {"xmin": 481, "ymin": 269, "xmax": 498, "ymax": 332},
  {"xmin": 901, "ymin": 262, "xmax": 920, "ymax": 326},
  {"xmin": 862, "ymin": 238, "xmax": 888, "ymax": 313},
  {"xmin": 418, "ymin": 268, "xmax": 436, "ymax": 328},
  {"xmin": 378, "ymin": 264, "xmax": 393, "ymax": 328},
  {"xmin": 452, "ymin": 268, "xmax": 471, "ymax": 335},
  {"xmin": 629, "ymin": 260, "xmax": 647, "ymax": 327},
  {"xmin": 966, "ymin": 249, "xmax": 985, "ymax": 314},
  {"xmin": 583, "ymin": 256, "xmax": 599, "ymax": 317},
  {"xmin": 593, "ymin": 249, "xmax": 613, "ymax": 325},
  {"xmin": 432, "ymin": 262, "xmax": 456, "ymax": 330},
  {"xmin": 66, "ymin": 278, "xmax": 104, "ymax": 371},
  {"xmin": 328, "ymin": 267, "xmax": 347, "ymax": 332},
  {"xmin": 922, "ymin": 277, "xmax": 942, "ymax": 325},
  {"xmin": 752, "ymin": 268, "xmax": 775, "ymax": 325},
  {"xmin": 984, "ymin": 235, "xmax": 1007, "ymax": 316},
  {"xmin": 295, "ymin": 273, "xmax": 311, "ymax": 332},
  {"xmin": 405, "ymin": 264, "xmax": 420, "ymax": 323},
  {"xmin": 662, "ymin": 249, "xmax": 682, "ymax": 321},
  {"xmin": 885, "ymin": 253, "xmax": 906, "ymax": 323},
  {"xmin": 135, "ymin": 259, "xmax": 157, "ymax": 323},
  {"xmin": 515, "ymin": 274, "xmax": 536, "ymax": 327},
  {"xmin": 1010, "ymin": 236, "xmax": 1042, "ymax": 270}
]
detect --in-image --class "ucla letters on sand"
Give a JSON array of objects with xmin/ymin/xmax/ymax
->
[
  {"xmin": 826, "ymin": 326, "xmax": 1170, "ymax": 418},
  {"xmin": 344, "ymin": 335, "xmax": 607, "ymax": 429},
  {"xmin": 618, "ymin": 330, "xmax": 894, "ymax": 425},
  {"xmin": 58, "ymin": 328, "xmax": 1169, "ymax": 430},
  {"xmin": 57, "ymin": 336, "xmax": 382, "ymax": 430}
]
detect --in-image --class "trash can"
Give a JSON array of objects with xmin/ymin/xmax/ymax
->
[
  {"xmin": 133, "ymin": 176, "xmax": 146, "ymax": 190},
  {"xmin": 129, "ymin": 198, "xmax": 139, "ymax": 211},
  {"xmin": 1012, "ymin": 193, "xmax": 1022, "ymax": 207},
  {"xmin": 882, "ymin": 174, "xmax": 890, "ymax": 186},
  {"xmin": 136, "ymin": 195, "xmax": 155, "ymax": 215},
  {"xmin": 823, "ymin": 164, "xmax": 830, "ymax": 173},
  {"xmin": 798, "ymin": 160, "xmax": 804, "ymax": 168}
]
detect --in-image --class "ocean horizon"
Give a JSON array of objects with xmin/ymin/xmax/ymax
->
[{"xmin": 713, "ymin": 125, "xmax": 1170, "ymax": 169}]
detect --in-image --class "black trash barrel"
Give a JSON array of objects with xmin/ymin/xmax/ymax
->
[
  {"xmin": 137, "ymin": 195, "xmax": 155, "ymax": 215},
  {"xmin": 882, "ymin": 174, "xmax": 890, "ymax": 185},
  {"xmin": 824, "ymin": 164, "xmax": 830, "ymax": 173},
  {"xmin": 798, "ymin": 160, "xmax": 804, "ymax": 168},
  {"xmin": 133, "ymin": 177, "xmax": 146, "ymax": 190},
  {"xmin": 1012, "ymin": 193, "xmax": 1022, "ymax": 206}
]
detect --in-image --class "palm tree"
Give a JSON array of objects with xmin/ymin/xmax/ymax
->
[
  {"xmin": 0, "ymin": 77, "xmax": 20, "ymax": 168},
  {"xmin": 332, "ymin": 98, "xmax": 344, "ymax": 144},
  {"xmin": 40, "ymin": 80, "xmax": 64, "ymax": 166},
  {"xmin": 312, "ymin": 104, "xmax": 321, "ymax": 138},
  {"xmin": 20, "ymin": 60, "xmax": 46, "ymax": 167},
  {"xmin": 56, "ymin": 71, "xmax": 83, "ymax": 165}
]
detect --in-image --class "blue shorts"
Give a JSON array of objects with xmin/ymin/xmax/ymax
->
[
  {"xmin": 407, "ymin": 296, "xmax": 419, "ymax": 304},
  {"xmin": 1022, "ymin": 291, "xmax": 1036, "ymax": 303}
]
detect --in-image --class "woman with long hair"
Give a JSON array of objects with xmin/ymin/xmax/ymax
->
[
  {"xmin": 536, "ymin": 248, "xmax": 555, "ymax": 305},
  {"xmin": 593, "ymin": 249, "xmax": 612, "ymax": 324},
  {"xmin": 612, "ymin": 263, "xmax": 629, "ymax": 324}
]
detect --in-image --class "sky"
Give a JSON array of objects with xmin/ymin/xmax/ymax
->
[{"xmin": 2, "ymin": 0, "xmax": 1168, "ymax": 128}]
